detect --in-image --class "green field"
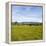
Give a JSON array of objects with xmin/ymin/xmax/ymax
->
[{"xmin": 11, "ymin": 24, "xmax": 43, "ymax": 41}]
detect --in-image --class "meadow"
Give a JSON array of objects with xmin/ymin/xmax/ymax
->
[{"xmin": 11, "ymin": 23, "xmax": 43, "ymax": 41}]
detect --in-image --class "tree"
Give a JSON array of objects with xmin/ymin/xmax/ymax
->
[{"xmin": 15, "ymin": 21, "xmax": 17, "ymax": 24}]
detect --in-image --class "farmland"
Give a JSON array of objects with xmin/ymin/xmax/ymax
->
[{"xmin": 11, "ymin": 23, "xmax": 43, "ymax": 41}]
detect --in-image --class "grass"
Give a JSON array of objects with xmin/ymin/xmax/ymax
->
[{"xmin": 11, "ymin": 24, "xmax": 43, "ymax": 41}]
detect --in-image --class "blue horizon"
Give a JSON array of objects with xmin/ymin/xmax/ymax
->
[{"xmin": 12, "ymin": 5, "xmax": 43, "ymax": 23}]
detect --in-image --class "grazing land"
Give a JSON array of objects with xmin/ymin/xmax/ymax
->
[{"xmin": 11, "ymin": 23, "xmax": 43, "ymax": 41}]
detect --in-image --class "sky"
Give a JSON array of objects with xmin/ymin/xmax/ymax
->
[{"xmin": 11, "ymin": 5, "xmax": 43, "ymax": 23}]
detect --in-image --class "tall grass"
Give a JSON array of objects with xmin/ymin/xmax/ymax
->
[{"xmin": 11, "ymin": 24, "xmax": 43, "ymax": 41}]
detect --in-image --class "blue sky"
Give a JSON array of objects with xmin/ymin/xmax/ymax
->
[{"xmin": 12, "ymin": 5, "xmax": 43, "ymax": 22}]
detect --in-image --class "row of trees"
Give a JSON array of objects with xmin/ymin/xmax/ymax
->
[{"xmin": 12, "ymin": 22, "xmax": 42, "ymax": 25}]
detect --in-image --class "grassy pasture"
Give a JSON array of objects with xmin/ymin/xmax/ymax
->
[{"xmin": 11, "ymin": 24, "xmax": 43, "ymax": 41}]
